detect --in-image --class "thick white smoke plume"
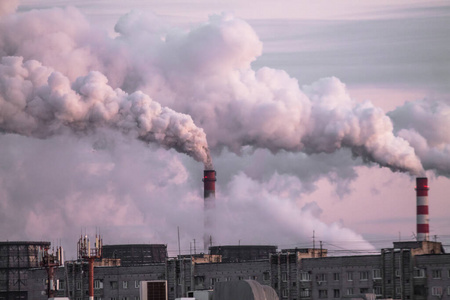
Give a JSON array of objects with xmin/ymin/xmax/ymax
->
[
  {"xmin": 1, "ymin": 7, "xmax": 446, "ymax": 176},
  {"xmin": 389, "ymin": 100, "xmax": 450, "ymax": 176},
  {"xmin": 1, "ymin": 4, "xmax": 449, "ymax": 254},
  {"xmin": 0, "ymin": 56, "xmax": 211, "ymax": 167}
]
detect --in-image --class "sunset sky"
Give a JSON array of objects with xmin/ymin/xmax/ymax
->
[{"xmin": 1, "ymin": 0, "xmax": 449, "ymax": 258}]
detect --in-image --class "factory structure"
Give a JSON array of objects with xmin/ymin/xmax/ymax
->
[{"xmin": 1, "ymin": 177, "xmax": 449, "ymax": 300}]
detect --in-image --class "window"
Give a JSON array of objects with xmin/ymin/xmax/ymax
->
[
  {"xmin": 282, "ymin": 273, "xmax": 288, "ymax": 282},
  {"xmin": 251, "ymin": 276, "xmax": 257, "ymax": 280},
  {"xmin": 94, "ymin": 280, "xmax": 103, "ymax": 289},
  {"xmin": 300, "ymin": 288, "xmax": 310, "ymax": 297},
  {"xmin": 263, "ymin": 272, "xmax": 270, "ymax": 281},
  {"xmin": 347, "ymin": 272, "xmax": 353, "ymax": 281},
  {"xmin": 195, "ymin": 276, "xmax": 205, "ymax": 285},
  {"xmin": 110, "ymin": 281, "xmax": 118, "ymax": 290},
  {"xmin": 432, "ymin": 286, "xmax": 442, "ymax": 296},
  {"xmin": 395, "ymin": 287, "xmax": 401, "ymax": 295},
  {"xmin": 346, "ymin": 288, "xmax": 354, "ymax": 295},
  {"xmin": 360, "ymin": 271, "xmax": 369, "ymax": 281},
  {"xmin": 123, "ymin": 281, "xmax": 128, "ymax": 289},
  {"xmin": 374, "ymin": 286, "xmax": 382, "ymax": 295},
  {"xmin": 134, "ymin": 281, "xmax": 140, "ymax": 288},
  {"xmin": 76, "ymin": 281, "xmax": 82, "ymax": 290},
  {"xmin": 333, "ymin": 289, "xmax": 340, "ymax": 298},
  {"xmin": 333, "ymin": 273, "xmax": 340, "ymax": 281},
  {"xmin": 210, "ymin": 278, "xmax": 217, "ymax": 286},
  {"xmin": 318, "ymin": 289, "xmax": 327, "ymax": 298},
  {"xmin": 432, "ymin": 270, "xmax": 442, "ymax": 279},
  {"xmin": 317, "ymin": 273, "xmax": 327, "ymax": 282},
  {"xmin": 238, "ymin": 276, "xmax": 244, "ymax": 280},
  {"xmin": 373, "ymin": 269, "xmax": 381, "ymax": 279},
  {"xmin": 58, "ymin": 280, "xmax": 65, "ymax": 290},
  {"xmin": 414, "ymin": 285, "xmax": 426, "ymax": 296},
  {"xmin": 299, "ymin": 272, "xmax": 311, "ymax": 281},
  {"xmin": 122, "ymin": 297, "xmax": 129, "ymax": 300},
  {"xmin": 413, "ymin": 268, "xmax": 425, "ymax": 278},
  {"xmin": 360, "ymin": 288, "xmax": 369, "ymax": 294},
  {"xmin": 282, "ymin": 289, "xmax": 288, "ymax": 298},
  {"xmin": 447, "ymin": 286, "xmax": 450, "ymax": 296}
]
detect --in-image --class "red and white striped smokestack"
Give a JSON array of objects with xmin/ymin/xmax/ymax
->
[
  {"xmin": 415, "ymin": 177, "xmax": 429, "ymax": 241},
  {"xmin": 203, "ymin": 170, "xmax": 216, "ymax": 251}
]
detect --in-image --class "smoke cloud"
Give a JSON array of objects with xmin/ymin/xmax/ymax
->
[
  {"xmin": 0, "ymin": 7, "xmax": 446, "ymax": 176},
  {"xmin": 0, "ymin": 56, "xmax": 212, "ymax": 167},
  {"xmin": 389, "ymin": 99, "xmax": 450, "ymax": 176},
  {"xmin": 1, "ymin": 3, "xmax": 449, "ymax": 254},
  {"xmin": 111, "ymin": 11, "xmax": 427, "ymax": 175}
]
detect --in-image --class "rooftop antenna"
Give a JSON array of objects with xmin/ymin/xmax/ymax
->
[
  {"xmin": 39, "ymin": 244, "xmax": 63, "ymax": 298},
  {"xmin": 312, "ymin": 230, "xmax": 316, "ymax": 258},
  {"xmin": 78, "ymin": 233, "xmax": 102, "ymax": 300},
  {"xmin": 177, "ymin": 226, "xmax": 181, "ymax": 256}
]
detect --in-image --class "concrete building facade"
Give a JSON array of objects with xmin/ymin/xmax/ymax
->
[
  {"xmin": 0, "ymin": 241, "xmax": 50, "ymax": 300},
  {"xmin": 9, "ymin": 241, "xmax": 450, "ymax": 300}
]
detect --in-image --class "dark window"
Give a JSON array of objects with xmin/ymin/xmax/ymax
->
[
  {"xmin": 333, "ymin": 289, "xmax": 340, "ymax": 298},
  {"xmin": 110, "ymin": 281, "xmax": 118, "ymax": 290}
]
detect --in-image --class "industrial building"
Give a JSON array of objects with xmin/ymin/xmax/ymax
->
[
  {"xmin": 0, "ymin": 241, "xmax": 51, "ymax": 300},
  {"xmin": 1, "ymin": 175, "xmax": 448, "ymax": 300},
  {"xmin": 0, "ymin": 240, "xmax": 439, "ymax": 300}
]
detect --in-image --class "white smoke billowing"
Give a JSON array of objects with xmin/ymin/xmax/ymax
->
[
  {"xmin": 0, "ymin": 56, "xmax": 211, "ymax": 167},
  {"xmin": 1, "ymin": 3, "xmax": 449, "ymax": 253},
  {"xmin": 111, "ymin": 11, "xmax": 426, "ymax": 175},
  {"xmin": 389, "ymin": 100, "xmax": 450, "ymax": 176},
  {"xmin": 1, "ymin": 7, "xmax": 447, "ymax": 175}
]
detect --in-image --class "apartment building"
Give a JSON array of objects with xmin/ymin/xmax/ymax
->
[{"xmin": 5, "ymin": 241, "xmax": 450, "ymax": 300}]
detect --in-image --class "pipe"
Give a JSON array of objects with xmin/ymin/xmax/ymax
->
[
  {"xmin": 88, "ymin": 257, "xmax": 95, "ymax": 300},
  {"xmin": 203, "ymin": 170, "xmax": 216, "ymax": 251},
  {"xmin": 415, "ymin": 177, "xmax": 429, "ymax": 241}
]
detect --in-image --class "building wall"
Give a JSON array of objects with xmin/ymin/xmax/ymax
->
[
  {"xmin": 209, "ymin": 246, "xmax": 277, "ymax": 263},
  {"xmin": 0, "ymin": 241, "xmax": 50, "ymax": 300},
  {"xmin": 21, "ymin": 242, "xmax": 450, "ymax": 300},
  {"xmin": 102, "ymin": 244, "xmax": 168, "ymax": 266}
]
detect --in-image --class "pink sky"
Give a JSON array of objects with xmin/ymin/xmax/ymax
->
[{"xmin": 1, "ymin": 0, "xmax": 448, "ymax": 258}]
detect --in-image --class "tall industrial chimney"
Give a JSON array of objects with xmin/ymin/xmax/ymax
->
[
  {"xmin": 415, "ymin": 177, "xmax": 429, "ymax": 241},
  {"xmin": 203, "ymin": 169, "xmax": 216, "ymax": 251}
]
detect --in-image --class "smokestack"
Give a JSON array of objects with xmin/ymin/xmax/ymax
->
[
  {"xmin": 203, "ymin": 169, "xmax": 216, "ymax": 251},
  {"xmin": 415, "ymin": 177, "xmax": 429, "ymax": 241}
]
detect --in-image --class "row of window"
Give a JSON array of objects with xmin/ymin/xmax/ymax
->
[
  {"xmin": 431, "ymin": 286, "xmax": 450, "ymax": 297},
  {"xmin": 75, "ymin": 296, "xmax": 141, "ymax": 300},
  {"xmin": 286, "ymin": 286, "xmax": 450, "ymax": 298},
  {"xmin": 196, "ymin": 275, "xmax": 259, "ymax": 286},
  {"xmin": 298, "ymin": 270, "xmax": 382, "ymax": 282},
  {"xmin": 285, "ymin": 287, "xmax": 382, "ymax": 299},
  {"xmin": 72, "ymin": 280, "xmax": 141, "ymax": 291},
  {"xmin": 296, "ymin": 268, "xmax": 449, "ymax": 283},
  {"xmin": 108, "ymin": 280, "xmax": 140, "ymax": 290},
  {"xmin": 430, "ymin": 269, "xmax": 450, "ymax": 279}
]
